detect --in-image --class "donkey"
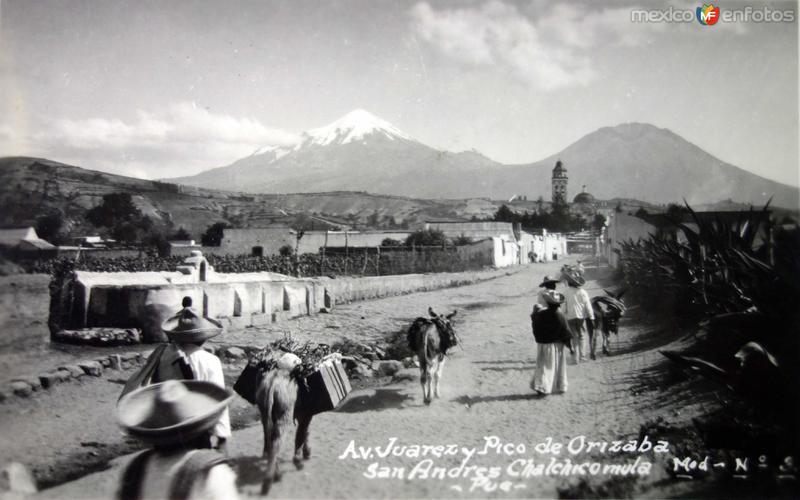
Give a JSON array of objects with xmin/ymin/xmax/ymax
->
[
  {"xmin": 407, "ymin": 308, "xmax": 457, "ymax": 405},
  {"xmin": 253, "ymin": 353, "xmax": 314, "ymax": 496},
  {"xmin": 590, "ymin": 289, "xmax": 626, "ymax": 356}
]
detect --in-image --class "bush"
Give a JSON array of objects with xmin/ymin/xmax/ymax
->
[
  {"xmin": 201, "ymin": 222, "xmax": 229, "ymax": 247},
  {"xmin": 405, "ymin": 229, "xmax": 447, "ymax": 247}
]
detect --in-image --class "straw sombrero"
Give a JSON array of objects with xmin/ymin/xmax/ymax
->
[
  {"xmin": 538, "ymin": 275, "xmax": 560, "ymax": 287},
  {"xmin": 564, "ymin": 271, "xmax": 585, "ymax": 287},
  {"xmin": 161, "ymin": 307, "xmax": 223, "ymax": 343},
  {"xmin": 117, "ymin": 380, "xmax": 233, "ymax": 445}
]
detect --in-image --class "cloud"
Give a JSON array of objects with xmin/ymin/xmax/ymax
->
[
  {"xmin": 3, "ymin": 102, "xmax": 300, "ymax": 179},
  {"xmin": 409, "ymin": 1, "xmax": 672, "ymax": 90},
  {"xmin": 535, "ymin": 4, "xmax": 661, "ymax": 49},
  {"xmin": 411, "ymin": 1, "xmax": 600, "ymax": 90}
]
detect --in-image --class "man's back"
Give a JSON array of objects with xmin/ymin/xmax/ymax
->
[
  {"xmin": 120, "ymin": 448, "xmax": 238, "ymax": 500},
  {"xmin": 563, "ymin": 287, "xmax": 594, "ymax": 321},
  {"xmin": 179, "ymin": 345, "xmax": 231, "ymax": 442}
]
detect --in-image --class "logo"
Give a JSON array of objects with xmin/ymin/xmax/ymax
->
[{"xmin": 697, "ymin": 4, "xmax": 721, "ymax": 25}]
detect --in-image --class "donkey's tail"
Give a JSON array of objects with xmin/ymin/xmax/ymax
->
[
  {"xmin": 258, "ymin": 371, "xmax": 279, "ymax": 450},
  {"xmin": 425, "ymin": 332, "xmax": 434, "ymax": 361}
]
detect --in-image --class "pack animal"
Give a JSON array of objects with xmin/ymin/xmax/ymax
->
[
  {"xmin": 590, "ymin": 289, "xmax": 626, "ymax": 356},
  {"xmin": 253, "ymin": 354, "xmax": 314, "ymax": 496},
  {"xmin": 407, "ymin": 308, "xmax": 457, "ymax": 405}
]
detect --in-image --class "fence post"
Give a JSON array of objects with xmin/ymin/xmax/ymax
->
[
  {"xmin": 344, "ymin": 231, "xmax": 349, "ymax": 275},
  {"xmin": 376, "ymin": 246, "xmax": 381, "ymax": 276},
  {"xmin": 321, "ymin": 231, "xmax": 328, "ymax": 276},
  {"xmin": 361, "ymin": 247, "xmax": 368, "ymax": 275}
]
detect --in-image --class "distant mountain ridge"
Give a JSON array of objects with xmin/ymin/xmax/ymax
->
[
  {"xmin": 0, "ymin": 157, "xmax": 502, "ymax": 237},
  {"xmin": 166, "ymin": 111, "xmax": 799, "ymax": 209}
]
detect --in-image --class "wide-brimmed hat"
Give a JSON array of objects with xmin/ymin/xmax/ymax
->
[
  {"xmin": 541, "ymin": 290, "xmax": 566, "ymax": 306},
  {"xmin": 564, "ymin": 271, "xmax": 585, "ymax": 287},
  {"xmin": 538, "ymin": 275, "xmax": 560, "ymax": 287},
  {"xmin": 117, "ymin": 380, "xmax": 233, "ymax": 445},
  {"xmin": 161, "ymin": 307, "xmax": 223, "ymax": 343}
]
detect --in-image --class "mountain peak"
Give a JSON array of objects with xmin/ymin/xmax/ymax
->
[
  {"xmin": 592, "ymin": 122, "xmax": 668, "ymax": 140},
  {"xmin": 302, "ymin": 109, "xmax": 412, "ymax": 146}
]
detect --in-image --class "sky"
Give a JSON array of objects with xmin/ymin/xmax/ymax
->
[{"xmin": 0, "ymin": 0, "xmax": 798, "ymax": 187}]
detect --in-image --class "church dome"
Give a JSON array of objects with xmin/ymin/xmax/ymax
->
[
  {"xmin": 552, "ymin": 160, "xmax": 566, "ymax": 173},
  {"xmin": 573, "ymin": 191, "xmax": 596, "ymax": 204}
]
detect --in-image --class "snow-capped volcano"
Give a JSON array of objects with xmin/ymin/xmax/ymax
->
[
  {"xmin": 247, "ymin": 109, "xmax": 412, "ymax": 160},
  {"xmin": 165, "ymin": 108, "xmax": 505, "ymax": 197},
  {"xmin": 301, "ymin": 109, "xmax": 412, "ymax": 146}
]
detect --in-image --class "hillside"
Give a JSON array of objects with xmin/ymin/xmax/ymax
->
[{"xmin": 0, "ymin": 157, "xmax": 499, "ymax": 238}]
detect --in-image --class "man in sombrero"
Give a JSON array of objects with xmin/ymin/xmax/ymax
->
[
  {"xmin": 158, "ymin": 297, "xmax": 231, "ymax": 454},
  {"xmin": 116, "ymin": 380, "xmax": 239, "ymax": 499},
  {"xmin": 563, "ymin": 269, "xmax": 596, "ymax": 363}
]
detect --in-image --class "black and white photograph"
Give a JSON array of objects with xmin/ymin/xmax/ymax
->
[{"xmin": 0, "ymin": 0, "xmax": 798, "ymax": 498}]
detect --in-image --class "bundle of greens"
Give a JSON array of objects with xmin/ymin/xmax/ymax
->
[{"xmin": 248, "ymin": 333, "xmax": 334, "ymax": 380}]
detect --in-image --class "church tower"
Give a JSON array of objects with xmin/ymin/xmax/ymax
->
[{"xmin": 552, "ymin": 159, "xmax": 568, "ymax": 205}]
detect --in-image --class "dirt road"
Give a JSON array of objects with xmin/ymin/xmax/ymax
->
[{"xmin": 36, "ymin": 260, "xmax": 699, "ymax": 499}]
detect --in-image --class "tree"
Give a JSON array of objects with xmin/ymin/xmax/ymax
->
[
  {"xmin": 112, "ymin": 221, "xmax": 140, "ymax": 245},
  {"xmin": 666, "ymin": 203, "xmax": 688, "ymax": 220},
  {"xmin": 278, "ymin": 244, "xmax": 294, "ymax": 257},
  {"xmin": 493, "ymin": 204, "xmax": 516, "ymax": 222},
  {"xmin": 592, "ymin": 214, "xmax": 607, "ymax": 231},
  {"xmin": 367, "ymin": 211, "xmax": 380, "ymax": 228},
  {"xmin": 143, "ymin": 229, "xmax": 171, "ymax": 257},
  {"xmin": 381, "ymin": 238, "xmax": 403, "ymax": 247},
  {"xmin": 452, "ymin": 234, "xmax": 472, "ymax": 246},
  {"xmin": 85, "ymin": 192, "xmax": 154, "ymax": 245},
  {"xmin": 171, "ymin": 227, "xmax": 191, "ymax": 240},
  {"xmin": 201, "ymin": 222, "xmax": 229, "ymax": 246},
  {"xmin": 86, "ymin": 193, "xmax": 141, "ymax": 228},
  {"xmin": 35, "ymin": 212, "xmax": 65, "ymax": 244},
  {"xmin": 635, "ymin": 207, "xmax": 649, "ymax": 217},
  {"xmin": 405, "ymin": 229, "xmax": 448, "ymax": 247}
]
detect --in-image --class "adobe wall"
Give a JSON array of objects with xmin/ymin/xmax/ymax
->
[
  {"xmin": 52, "ymin": 250, "xmax": 522, "ymax": 343},
  {"xmin": 606, "ymin": 213, "xmax": 658, "ymax": 267},
  {"xmin": 297, "ymin": 231, "xmax": 412, "ymax": 254}
]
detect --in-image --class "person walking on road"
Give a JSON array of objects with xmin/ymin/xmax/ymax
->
[
  {"xmin": 120, "ymin": 297, "xmax": 232, "ymax": 454},
  {"xmin": 530, "ymin": 290, "xmax": 574, "ymax": 396},
  {"xmin": 563, "ymin": 270, "xmax": 596, "ymax": 363},
  {"xmin": 161, "ymin": 298, "xmax": 231, "ymax": 454},
  {"xmin": 535, "ymin": 275, "xmax": 560, "ymax": 308},
  {"xmin": 116, "ymin": 380, "xmax": 239, "ymax": 500}
]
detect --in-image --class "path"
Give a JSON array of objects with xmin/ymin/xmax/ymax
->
[{"xmin": 37, "ymin": 259, "xmax": 698, "ymax": 498}]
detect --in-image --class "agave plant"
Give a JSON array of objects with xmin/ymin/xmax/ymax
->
[{"xmin": 619, "ymin": 203, "xmax": 800, "ymax": 422}]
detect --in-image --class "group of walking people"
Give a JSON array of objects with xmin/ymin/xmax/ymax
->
[{"xmin": 530, "ymin": 262, "xmax": 597, "ymax": 396}]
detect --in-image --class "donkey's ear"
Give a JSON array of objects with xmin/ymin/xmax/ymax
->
[
  {"xmin": 428, "ymin": 307, "xmax": 438, "ymax": 318},
  {"xmin": 446, "ymin": 310, "xmax": 457, "ymax": 320}
]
